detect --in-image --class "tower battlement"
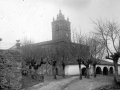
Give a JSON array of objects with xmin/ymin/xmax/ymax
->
[{"xmin": 52, "ymin": 10, "xmax": 71, "ymax": 42}]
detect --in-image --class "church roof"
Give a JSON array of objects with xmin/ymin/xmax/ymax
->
[
  {"xmin": 65, "ymin": 57, "xmax": 119, "ymax": 66},
  {"xmin": 98, "ymin": 59, "xmax": 113, "ymax": 65},
  {"xmin": 26, "ymin": 40, "xmax": 119, "ymax": 66},
  {"xmin": 20, "ymin": 39, "xmax": 120, "ymax": 67},
  {"xmin": 9, "ymin": 45, "xmax": 17, "ymax": 50},
  {"xmin": 31, "ymin": 39, "xmax": 67, "ymax": 46}
]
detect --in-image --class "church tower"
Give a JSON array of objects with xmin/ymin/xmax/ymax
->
[{"xmin": 52, "ymin": 10, "xmax": 71, "ymax": 42}]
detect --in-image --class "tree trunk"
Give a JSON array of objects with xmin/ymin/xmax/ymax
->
[
  {"xmin": 62, "ymin": 65, "xmax": 65, "ymax": 78},
  {"xmin": 52, "ymin": 66, "xmax": 57, "ymax": 79},
  {"xmin": 113, "ymin": 59, "xmax": 118, "ymax": 82},
  {"xmin": 46, "ymin": 63, "xmax": 48, "ymax": 75},
  {"xmin": 93, "ymin": 64, "xmax": 96, "ymax": 78},
  {"xmin": 86, "ymin": 66, "xmax": 90, "ymax": 79},
  {"xmin": 78, "ymin": 63, "xmax": 82, "ymax": 80}
]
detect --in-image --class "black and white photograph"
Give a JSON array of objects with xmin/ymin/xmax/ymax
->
[{"xmin": 0, "ymin": 0, "xmax": 120, "ymax": 90}]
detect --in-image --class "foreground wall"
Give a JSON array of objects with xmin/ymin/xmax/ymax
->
[{"xmin": 0, "ymin": 50, "xmax": 22, "ymax": 90}]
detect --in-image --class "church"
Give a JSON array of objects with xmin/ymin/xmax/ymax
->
[
  {"xmin": 11, "ymin": 10, "xmax": 120, "ymax": 76},
  {"xmin": 33, "ymin": 10, "xmax": 120, "ymax": 76}
]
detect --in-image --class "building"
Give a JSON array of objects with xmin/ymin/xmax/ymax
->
[
  {"xmin": 10, "ymin": 10, "xmax": 120, "ymax": 76},
  {"xmin": 36, "ymin": 10, "xmax": 120, "ymax": 76}
]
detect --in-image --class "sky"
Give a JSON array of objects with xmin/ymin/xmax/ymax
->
[{"xmin": 0, "ymin": 0, "xmax": 120, "ymax": 48}]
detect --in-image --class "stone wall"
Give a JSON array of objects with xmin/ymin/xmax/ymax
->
[
  {"xmin": 57, "ymin": 66, "xmax": 63, "ymax": 76},
  {"xmin": 0, "ymin": 50, "xmax": 22, "ymax": 90},
  {"xmin": 37, "ymin": 63, "xmax": 53, "ymax": 75}
]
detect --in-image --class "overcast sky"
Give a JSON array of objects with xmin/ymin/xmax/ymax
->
[{"xmin": 0, "ymin": 0, "xmax": 120, "ymax": 48}]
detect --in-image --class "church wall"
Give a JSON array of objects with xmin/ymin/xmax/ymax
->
[
  {"xmin": 57, "ymin": 66, "xmax": 63, "ymax": 76},
  {"xmin": 65, "ymin": 64, "xmax": 86, "ymax": 75},
  {"xmin": 96, "ymin": 65, "xmax": 120, "ymax": 75},
  {"xmin": 37, "ymin": 63, "xmax": 120, "ymax": 76},
  {"xmin": 37, "ymin": 63, "xmax": 53, "ymax": 75}
]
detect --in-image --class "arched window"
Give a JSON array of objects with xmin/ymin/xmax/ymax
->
[
  {"xmin": 96, "ymin": 67, "xmax": 102, "ymax": 74},
  {"xmin": 109, "ymin": 67, "xmax": 113, "ymax": 75},
  {"xmin": 82, "ymin": 67, "xmax": 86, "ymax": 76},
  {"xmin": 103, "ymin": 67, "xmax": 108, "ymax": 75},
  {"xmin": 55, "ymin": 24, "xmax": 59, "ymax": 31}
]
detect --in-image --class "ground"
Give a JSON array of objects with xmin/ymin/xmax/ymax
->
[
  {"xmin": 65, "ymin": 75, "xmax": 114, "ymax": 90},
  {"xmin": 22, "ymin": 75, "xmax": 116, "ymax": 90},
  {"xmin": 24, "ymin": 76, "xmax": 78, "ymax": 90},
  {"xmin": 21, "ymin": 75, "xmax": 41, "ymax": 89},
  {"xmin": 21, "ymin": 75, "xmax": 77, "ymax": 90}
]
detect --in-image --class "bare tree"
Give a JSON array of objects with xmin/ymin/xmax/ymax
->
[
  {"xmin": 93, "ymin": 19, "xmax": 120, "ymax": 82},
  {"xmin": 21, "ymin": 37, "xmax": 34, "ymax": 46},
  {"xmin": 21, "ymin": 38, "xmax": 47, "ymax": 75},
  {"xmin": 69, "ymin": 30, "xmax": 89, "ymax": 79},
  {"xmin": 88, "ymin": 36, "xmax": 105, "ymax": 78},
  {"xmin": 81, "ymin": 37, "xmax": 92, "ymax": 79},
  {"xmin": 57, "ymin": 42, "xmax": 71, "ymax": 78},
  {"xmin": 71, "ymin": 29, "xmax": 103, "ymax": 79},
  {"xmin": 74, "ymin": 33, "xmax": 92, "ymax": 79},
  {"xmin": 46, "ymin": 45, "xmax": 59, "ymax": 79}
]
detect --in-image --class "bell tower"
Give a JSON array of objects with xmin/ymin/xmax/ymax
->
[{"xmin": 52, "ymin": 10, "xmax": 71, "ymax": 42}]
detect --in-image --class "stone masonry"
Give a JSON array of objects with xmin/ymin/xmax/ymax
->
[{"xmin": 0, "ymin": 50, "xmax": 22, "ymax": 90}]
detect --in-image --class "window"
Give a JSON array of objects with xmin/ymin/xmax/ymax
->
[{"xmin": 55, "ymin": 24, "xmax": 59, "ymax": 31}]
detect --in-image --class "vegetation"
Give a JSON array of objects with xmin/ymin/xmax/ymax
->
[
  {"xmin": 93, "ymin": 19, "xmax": 120, "ymax": 82},
  {"xmin": 68, "ymin": 30, "xmax": 88, "ymax": 79},
  {"xmin": 20, "ymin": 20, "xmax": 120, "ymax": 85},
  {"xmin": 87, "ymin": 36, "xmax": 105, "ymax": 78},
  {"xmin": 45, "ymin": 45, "xmax": 59, "ymax": 79},
  {"xmin": 57, "ymin": 43, "xmax": 71, "ymax": 78},
  {"xmin": 70, "ymin": 30, "xmax": 104, "ymax": 79},
  {"xmin": 21, "ymin": 38, "xmax": 47, "ymax": 80}
]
